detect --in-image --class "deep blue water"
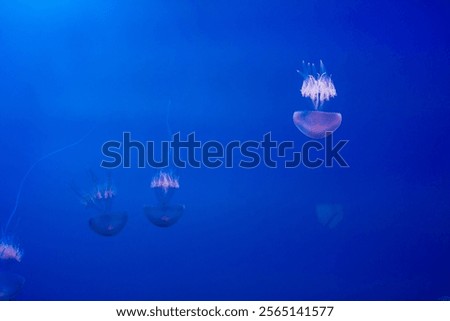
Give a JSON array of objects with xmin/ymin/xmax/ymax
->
[{"xmin": 0, "ymin": 0, "xmax": 449, "ymax": 300}]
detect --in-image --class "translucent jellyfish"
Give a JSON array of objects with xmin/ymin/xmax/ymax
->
[
  {"xmin": 145, "ymin": 104, "xmax": 185, "ymax": 228},
  {"xmin": 293, "ymin": 60, "xmax": 342, "ymax": 139},
  {"xmin": 0, "ymin": 271, "xmax": 25, "ymax": 300},
  {"xmin": 72, "ymin": 171, "xmax": 128, "ymax": 236},
  {"xmin": 316, "ymin": 203, "xmax": 343, "ymax": 229},
  {"xmin": 89, "ymin": 212, "xmax": 128, "ymax": 236},
  {"xmin": 0, "ymin": 240, "xmax": 23, "ymax": 262},
  {"xmin": 150, "ymin": 171, "xmax": 180, "ymax": 205},
  {"xmin": 144, "ymin": 204, "xmax": 185, "ymax": 228},
  {"xmin": 144, "ymin": 170, "xmax": 185, "ymax": 227}
]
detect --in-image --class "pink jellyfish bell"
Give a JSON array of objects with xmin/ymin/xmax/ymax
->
[{"xmin": 293, "ymin": 60, "xmax": 342, "ymax": 139}]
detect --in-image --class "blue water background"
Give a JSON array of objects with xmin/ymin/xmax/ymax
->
[{"xmin": 0, "ymin": 0, "xmax": 449, "ymax": 300}]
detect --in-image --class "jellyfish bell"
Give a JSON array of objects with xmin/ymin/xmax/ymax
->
[
  {"xmin": 150, "ymin": 171, "xmax": 180, "ymax": 205},
  {"xmin": 89, "ymin": 212, "xmax": 128, "ymax": 236},
  {"xmin": 0, "ymin": 271, "xmax": 25, "ymax": 301},
  {"xmin": 144, "ymin": 204, "xmax": 185, "ymax": 228},
  {"xmin": 294, "ymin": 60, "xmax": 342, "ymax": 139},
  {"xmin": 293, "ymin": 110, "xmax": 342, "ymax": 139}
]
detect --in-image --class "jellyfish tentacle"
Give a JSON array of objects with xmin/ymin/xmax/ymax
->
[
  {"xmin": 300, "ymin": 61, "xmax": 336, "ymax": 110},
  {"xmin": 4, "ymin": 128, "xmax": 94, "ymax": 233},
  {"xmin": 319, "ymin": 60, "xmax": 327, "ymax": 74}
]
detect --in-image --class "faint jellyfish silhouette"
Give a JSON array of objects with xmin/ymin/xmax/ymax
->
[
  {"xmin": 0, "ymin": 271, "xmax": 25, "ymax": 301},
  {"xmin": 144, "ymin": 204, "xmax": 185, "ymax": 227},
  {"xmin": 89, "ymin": 212, "xmax": 128, "ymax": 236},
  {"xmin": 145, "ymin": 171, "xmax": 184, "ymax": 228},
  {"xmin": 0, "ymin": 240, "xmax": 23, "ymax": 262},
  {"xmin": 72, "ymin": 171, "xmax": 127, "ymax": 236},
  {"xmin": 316, "ymin": 203, "xmax": 343, "ymax": 229},
  {"xmin": 0, "ymin": 236, "xmax": 24, "ymax": 300},
  {"xmin": 0, "ymin": 239, "xmax": 24, "ymax": 300},
  {"xmin": 293, "ymin": 60, "xmax": 342, "ymax": 139}
]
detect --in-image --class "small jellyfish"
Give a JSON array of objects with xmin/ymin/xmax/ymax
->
[
  {"xmin": 0, "ymin": 271, "xmax": 25, "ymax": 300},
  {"xmin": 316, "ymin": 203, "xmax": 343, "ymax": 229},
  {"xmin": 0, "ymin": 240, "xmax": 23, "ymax": 262},
  {"xmin": 144, "ymin": 204, "xmax": 185, "ymax": 228},
  {"xmin": 89, "ymin": 212, "xmax": 128, "ymax": 236},
  {"xmin": 293, "ymin": 60, "xmax": 342, "ymax": 139},
  {"xmin": 150, "ymin": 171, "xmax": 180, "ymax": 205},
  {"xmin": 72, "ymin": 171, "xmax": 128, "ymax": 236},
  {"xmin": 145, "ymin": 170, "xmax": 185, "ymax": 227}
]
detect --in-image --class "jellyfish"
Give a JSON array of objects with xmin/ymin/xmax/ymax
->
[
  {"xmin": 72, "ymin": 170, "xmax": 127, "ymax": 236},
  {"xmin": 144, "ymin": 204, "xmax": 185, "ymax": 227},
  {"xmin": 0, "ymin": 240, "xmax": 23, "ymax": 262},
  {"xmin": 89, "ymin": 212, "xmax": 128, "ymax": 236},
  {"xmin": 145, "ymin": 170, "xmax": 185, "ymax": 228},
  {"xmin": 316, "ymin": 203, "xmax": 343, "ymax": 229},
  {"xmin": 0, "ymin": 271, "xmax": 25, "ymax": 300},
  {"xmin": 0, "ymin": 237, "xmax": 23, "ymax": 297},
  {"xmin": 293, "ymin": 60, "xmax": 342, "ymax": 139},
  {"xmin": 144, "ymin": 101, "xmax": 186, "ymax": 228}
]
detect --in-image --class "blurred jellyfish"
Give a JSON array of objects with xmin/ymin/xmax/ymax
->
[
  {"xmin": 293, "ymin": 60, "xmax": 342, "ymax": 139},
  {"xmin": 145, "ymin": 170, "xmax": 185, "ymax": 228},
  {"xmin": 89, "ymin": 212, "xmax": 128, "ymax": 236},
  {"xmin": 144, "ymin": 204, "xmax": 185, "ymax": 228},
  {"xmin": 0, "ymin": 240, "xmax": 23, "ymax": 262},
  {"xmin": 150, "ymin": 171, "xmax": 180, "ymax": 205},
  {"xmin": 72, "ymin": 171, "xmax": 127, "ymax": 236},
  {"xmin": 0, "ymin": 272, "xmax": 25, "ymax": 301},
  {"xmin": 316, "ymin": 203, "xmax": 343, "ymax": 229},
  {"xmin": 144, "ymin": 102, "xmax": 186, "ymax": 228}
]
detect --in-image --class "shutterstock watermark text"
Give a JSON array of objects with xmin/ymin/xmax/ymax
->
[{"xmin": 100, "ymin": 132, "xmax": 349, "ymax": 169}]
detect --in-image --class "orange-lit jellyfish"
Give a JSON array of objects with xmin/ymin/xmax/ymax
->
[
  {"xmin": 145, "ymin": 171, "xmax": 184, "ymax": 227},
  {"xmin": 293, "ymin": 60, "xmax": 342, "ymax": 139},
  {"xmin": 72, "ymin": 171, "xmax": 127, "ymax": 236}
]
